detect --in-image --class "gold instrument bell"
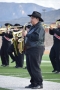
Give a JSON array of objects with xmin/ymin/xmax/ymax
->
[
  {"xmin": 17, "ymin": 30, "xmax": 24, "ymax": 54},
  {"xmin": 18, "ymin": 38, "xmax": 24, "ymax": 54},
  {"xmin": 0, "ymin": 23, "xmax": 13, "ymax": 34},
  {"xmin": 0, "ymin": 28, "xmax": 7, "ymax": 34},
  {"xmin": 12, "ymin": 23, "xmax": 31, "ymax": 54}
]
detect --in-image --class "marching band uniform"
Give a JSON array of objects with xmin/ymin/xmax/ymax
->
[
  {"xmin": 0, "ymin": 23, "xmax": 13, "ymax": 66},
  {"xmin": 25, "ymin": 11, "xmax": 45, "ymax": 89},
  {"xmin": 49, "ymin": 19, "xmax": 60, "ymax": 73},
  {"xmin": 8, "ymin": 24, "xmax": 24, "ymax": 68}
]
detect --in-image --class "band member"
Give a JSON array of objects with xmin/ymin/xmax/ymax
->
[
  {"xmin": 23, "ymin": 11, "xmax": 45, "ymax": 89},
  {"xmin": 0, "ymin": 23, "xmax": 13, "ymax": 67},
  {"xmin": 8, "ymin": 24, "xmax": 24, "ymax": 68},
  {"xmin": 8, "ymin": 23, "xmax": 21, "ymax": 63},
  {"xmin": 49, "ymin": 19, "xmax": 60, "ymax": 73}
]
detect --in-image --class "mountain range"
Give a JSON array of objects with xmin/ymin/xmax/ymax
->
[
  {"xmin": 0, "ymin": 2, "xmax": 60, "ymax": 26},
  {"xmin": 0, "ymin": 2, "xmax": 54, "ymax": 21}
]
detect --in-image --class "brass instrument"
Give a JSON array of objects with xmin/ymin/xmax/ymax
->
[
  {"xmin": 12, "ymin": 23, "xmax": 30, "ymax": 55},
  {"xmin": 0, "ymin": 26, "xmax": 13, "ymax": 34},
  {"xmin": 42, "ymin": 23, "xmax": 57, "ymax": 33},
  {"xmin": 17, "ymin": 24, "xmax": 26, "ymax": 54},
  {"xmin": 18, "ymin": 38, "xmax": 24, "ymax": 54},
  {"xmin": 18, "ymin": 22, "xmax": 30, "ymax": 54},
  {"xmin": 0, "ymin": 25, "xmax": 23, "ymax": 34},
  {"xmin": 0, "ymin": 28, "xmax": 7, "ymax": 34},
  {"xmin": 12, "ymin": 30, "xmax": 23, "ymax": 55}
]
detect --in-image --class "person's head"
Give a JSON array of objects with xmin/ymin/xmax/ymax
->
[
  {"xmin": 14, "ymin": 23, "xmax": 20, "ymax": 30},
  {"xmin": 28, "ymin": 11, "xmax": 44, "ymax": 25},
  {"xmin": 56, "ymin": 19, "xmax": 60, "ymax": 28},
  {"xmin": 5, "ymin": 23, "xmax": 12, "ymax": 30}
]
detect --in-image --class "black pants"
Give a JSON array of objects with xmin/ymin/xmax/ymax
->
[
  {"xmin": 8, "ymin": 44, "xmax": 16, "ymax": 62},
  {"xmin": 15, "ymin": 52, "xmax": 24, "ymax": 67},
  {"xmin": 1, "ymin": 42, "xmax": 10, "ymax": 65},
  {"xmin": 8, "ymin": 44, "xmax": 24, "ymax": 67},
  {"xmin": 26, "ymin": 46, "xmax": 45, "ymax": 85},
  {"xmin": 49, "ymin": 44, "xmax": 60, "ymax": 71},
  {"xmin": 49, "ymin": 46, "xmax": 57, "ymax": 71}
]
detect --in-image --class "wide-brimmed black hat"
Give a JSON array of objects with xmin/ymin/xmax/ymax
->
[
  {"xmin": 5, "ymin": 23, "xmax": 13, "ymax": 26},
  {"xmin": 28, "ymin": 11, "xmax": 44, "ymax": 22}
]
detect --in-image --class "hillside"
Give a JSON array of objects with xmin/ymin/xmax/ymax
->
[{"xmin": 0, "ymin": 2, "xmax": 54, "ymax": 21}]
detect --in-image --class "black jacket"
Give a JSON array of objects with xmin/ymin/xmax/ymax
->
[
  {"xmin": 0, "ymin": 31, "xmax": 13, "ymax": 44},
  {"xmin": 25, "ymin": 21, "xmax": 45, "ymax": 48},
  {"xmin": 49, "ymin": 28, "xmax": 60, "ymax": 44}
]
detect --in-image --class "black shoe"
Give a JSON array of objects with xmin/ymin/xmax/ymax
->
[
  {"xmin": 11, "ymin": 60, "xmax": 15, "ymax": 63},
  {"xmin": 32, "ymin": 84, "xmax": 43, "ymax": 89},
  {"xmin": 1, "ymin": 64, "xmax": 4, "ymax": 66},
  {"xmin": 15, "ymin": 66, "xmax": 21, "ymax": 68},
  {"xmin": 52, "ymin": 70, "xmax": 57, "ymax": 72},
  {"xmin": 23, "ymin": 67, "xmax": 27, "ymax": 69},
  {"xmin": 55, "ymin": 71, "xmax": 60, "ymax": 74},
  {"xmin": 4, "ymin": 65, "xmax": 9, "ymax": 67},
  {"xmin": 25, "ymin": 84, "xmax": 34, "ymax": 88}
]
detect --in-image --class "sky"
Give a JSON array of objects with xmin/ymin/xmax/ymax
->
[{"xmin": 0, "ymin": 0, "xmax": 60, "ymax": 9}]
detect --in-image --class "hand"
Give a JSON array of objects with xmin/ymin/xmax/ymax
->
[
  {"xmin": 45, "ymin": 28, "xmax": 49, "ymax": 33},
  {"xmin": 22, "ymin": 31, "xmax": 27, "ymax": 37},
  {"xmin": 50, "ymin": 25, "xmax": 53, "ymax": 30}
]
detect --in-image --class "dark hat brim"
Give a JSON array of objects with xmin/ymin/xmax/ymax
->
[
  {"xmin": 14, "ymin": 24, "xmax": 20, "ymax": 26},
  {"xmin": 5, "ymin": 23, "xmax": 13, "ymax": 26},
  {"xmin": 28, "ymin": 15, "xmax": 44, "ymax": 22}
]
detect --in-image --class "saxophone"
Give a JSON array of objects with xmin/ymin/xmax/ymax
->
[
  {"xmin": 17, "ymin": 23, "xmax": 27, "ymax": 54},
  {"xmin": 12, "ymin": 23, "xmax": 30, "ymax": 55},
  {"xmin": 12, "ymin": 30, "xmax": 23, "ymax": 55},
  {"xmin": 17, "ymin": 22, "xmax": 31, "ymax": 54}
]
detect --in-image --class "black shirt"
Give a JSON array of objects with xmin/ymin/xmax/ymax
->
[{"xmin": 49, "ymin": 28, "xmax": 60, "ymax": 44}]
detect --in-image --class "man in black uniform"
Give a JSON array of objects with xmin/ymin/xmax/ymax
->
[
  {"xmin": 49, "ymin": 19, "xmax": 60, "ymax": 73},
  {"xmin": 8, "ymin": 24, "xmax": 24, "ymax": 68},
  {"xmin": 0, "ymin": 23, "xmax": 13, "ymax": 66},
  {"xmin": 23, "ymin": 11, "xmax": 45, "ymax": 89}
]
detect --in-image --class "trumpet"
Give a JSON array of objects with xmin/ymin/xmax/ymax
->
[
  {"xmin": 50, "ymin": 24, "xmax": 57, "ymax": 29},
  {"xmin": 0, "ymin": 26, "xmax": 13, "ymax": 34},
  {"xmin": 42, "ymin": 23, "xmax": 57, "ymax": 33},
  {"xmin": 0, "ymin": 28, "xmax": 7, "ymax": 34}
]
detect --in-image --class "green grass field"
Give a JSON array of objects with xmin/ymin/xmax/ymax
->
[{"xmin": 0, "ymin": 54, "xmax": 60, "ymax": 85}]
